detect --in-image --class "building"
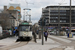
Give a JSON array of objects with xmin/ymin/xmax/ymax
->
[
  {"xmin": 8, "ymin": 3, "xmax": 21, "ymax": 26},
  {"xmin": 8, "ymin": 3, "xmax": 21, "ymax": 20},
  {"xmin": 0, "ymin": 9, "xmax": 3, "ymax": 13},
  {"xmin": 0, "ymin": 6, "xmax": 16, "ymax": 29},
  {"xmin": 0, "ymin": 13, "xmax": 16, "ymax": 29},
  {"xmin": 0, "ymin": 4, "xmax": 22, "ymax": 29},
  {"xmin": 39, "ymin": 5, "xmax": 75, "ymax": 28}
]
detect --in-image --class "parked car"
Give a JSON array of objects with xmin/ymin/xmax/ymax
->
[
  {"xmin": 49, "ymin": 31, "xmax": 56, "ymax": 35},
  {"xmin": 0, "ymin": 26, "xmax": 3, "ymax": 39},
  {"xmin": 2, "ymin": 30, "xmax": 10, "ymax": 38}
]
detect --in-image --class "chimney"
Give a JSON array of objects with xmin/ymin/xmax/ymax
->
[
  {"xmin": 3, "ymin": 6, "xmax": 8, "ymax": 13},
  {"xmin": 4, "ymin": 6, "xmax": 7, "ymax": 11}
]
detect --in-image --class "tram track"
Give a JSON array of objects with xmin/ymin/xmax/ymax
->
[{"xmin": 0, "ymin": 41, "xmax": 29, "ymax": 50}]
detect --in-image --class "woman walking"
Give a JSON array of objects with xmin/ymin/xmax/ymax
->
[{"xmin": 44, "ymin": 31, "xmax": 48, "ymax": 41}]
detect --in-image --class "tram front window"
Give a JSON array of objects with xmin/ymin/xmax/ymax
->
[{"xmin": 19, "ymin": 26, "xmax": 30, "ymax": 31}]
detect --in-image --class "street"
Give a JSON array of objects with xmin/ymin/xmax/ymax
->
[{"xmin": 0, "ymin": 35, "xmax": 75, "ymax": 50}]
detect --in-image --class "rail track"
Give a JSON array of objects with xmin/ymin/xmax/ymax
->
[{"xmin": 0, "ymin": 41, "xmax": 29, "ymax": 50}]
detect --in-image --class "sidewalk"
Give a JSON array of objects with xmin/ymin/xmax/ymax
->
[
  {"xmin": 0, "ymin": 35, "xmax": 74, "ymax": 50},
  {"xmin": 58, "ymin": 35, "xmax": 75, "ymax": 40},
  {"xmin": 11, "ymin": 36, "xmax": 61, "ymax": 50},
  {"xmin": 49, "ymin": 35, "xmax": 75, "ymax": 50},
  {"xmin": 0, "ymin": 36, "xmax": 19, "ymax": 48}
]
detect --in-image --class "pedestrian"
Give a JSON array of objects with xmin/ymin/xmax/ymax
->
[
  {"xmin": 36, "ymin": 30, "xmax": 39, "ymax": 35},
  {"xmin": 32, "ymin": 31, "xmax": 37, "ymax": 43},
  {"xmin": 15, "ymin": 29, "xmax": 19, "ymax": 36},
  {"xmin": 13, "ymin": 29, "xmax": 16, "ymax": 36},
  {"xmin": 44, "ymin": 31, "xmax": 48, "ymax": 41}
]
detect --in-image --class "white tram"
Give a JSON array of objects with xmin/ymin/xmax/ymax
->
[{"xmin": 18, "ymin": 21, "xmax": 32, "ymax": 40}]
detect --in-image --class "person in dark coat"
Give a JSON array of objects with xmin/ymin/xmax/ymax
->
[
  {"xmin": 15, "ymin": 29, "xmax": 19, "ymax": 36},
  {"xmin": 32, "ymin": 31, "xmax": 37, "ymax": 43},
  {"xmin": 13, "ymin": 30, "xmax": 16, "ymax": 36},
  {"xmin": 44, "ymin": 31, "xmax": 48, "ymax": 41}
]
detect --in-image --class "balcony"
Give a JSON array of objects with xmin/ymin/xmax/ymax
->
[
  {"xmin": 42, "ymin": 13, "xmax": 49, "ymax": 16},
  {"xmin": 60, "ymin": 17, "xmax": 68, "ymax": 19},
  {"xmin": 42, "ymin": 8, "xmax": 49, "ymax": 13},
  {"xmin": 50, "ymin": 17, "xmax": 58, "ymax": 19},
  {"xmin": 45, "ymin": 16, "xmax": 49, "ymax": 19}
]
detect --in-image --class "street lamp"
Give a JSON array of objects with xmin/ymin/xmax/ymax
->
[{"xmin": 58, "ymin": 3, "xmax": 67, "ymax": 35}]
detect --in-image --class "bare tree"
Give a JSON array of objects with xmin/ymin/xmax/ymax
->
[{"xmin": 0, "ymin": 14, "xmax": 11, "ymax": 29}]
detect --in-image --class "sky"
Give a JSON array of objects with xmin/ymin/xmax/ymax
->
[{"xmin": 0, "ymin": 0, "xmax": 75, "ymax": 24}]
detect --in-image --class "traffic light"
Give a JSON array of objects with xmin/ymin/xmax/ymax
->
[
  {"xmin": 38, "ymin": 21, "xmax": 42, "ymax": 26},
  {"xmin": 41, "ymin": 21, "xmax": 45, "ymax": 26}
]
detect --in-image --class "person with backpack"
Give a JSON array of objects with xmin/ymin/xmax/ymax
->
[{"xmin": 44, "ymin": 31, "xmax": 48, "ymax": 41}]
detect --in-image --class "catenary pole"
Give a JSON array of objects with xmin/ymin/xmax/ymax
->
[{"xmin": 70, "ymin": 0, "xmax": 71, "ymax": 34}]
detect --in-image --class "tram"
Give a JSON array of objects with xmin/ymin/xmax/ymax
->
[{"xmin": 18, "ymin": 21, "xmax": 32, "ymax": 40}]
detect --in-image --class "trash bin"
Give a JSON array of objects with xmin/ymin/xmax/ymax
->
[
  {"xmin": 69, "ymin": 34, "xmax": 73, "ymax": 38},
  {"xmin": 67, "ymin": 33, "xmax": 73, "ymax": 38},
  {"xmin": 67, "ymin": 33, "xmax": 69, "ymax": 38}
]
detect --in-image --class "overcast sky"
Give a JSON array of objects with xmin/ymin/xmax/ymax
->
[{"xmin": 0, "ymin": 0, "xmax": 75, "ymax": 24}]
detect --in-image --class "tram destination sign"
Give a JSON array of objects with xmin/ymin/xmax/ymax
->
[{"xmin": 22, "ymin": 23, "xmax": 29, "ymax": 25}]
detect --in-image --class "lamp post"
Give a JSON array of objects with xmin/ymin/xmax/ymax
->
[
  {"xmin": 58, "ymin": 3, "xmax": 67, "ymax": 35},
  {"xmin": 70, "ymin": 0, "xmax": 71, "ymax": 34}
]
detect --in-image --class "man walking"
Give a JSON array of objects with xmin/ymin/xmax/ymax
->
[{"xmin": 32, "ymin": 31, "xmax": 37, "ymax": 43}]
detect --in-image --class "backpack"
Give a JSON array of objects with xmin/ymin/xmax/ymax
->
[{"xmin": 44, "ymin": 32, "xmax": 48, "ymax": 36}]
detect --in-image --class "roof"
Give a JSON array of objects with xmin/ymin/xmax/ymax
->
[
  {"xmin": 0, "ymin": 13, "xmax": 16, "ymax": 19},
  {"xmin": 46, "ymin": 5, "xmax": 75, "ymax": 8},
  {"xmin": 8, "ymin": 10, "xmax": 17, "ymax": 13},
  {"xmin": 9, "ymin": 3, "xmax": 20, "ymax": 8}
]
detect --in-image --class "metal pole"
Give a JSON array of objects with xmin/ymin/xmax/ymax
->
[
  {"xmin": 58, "ymin": 4, "xmax": 60, "ymax": 35},
  {"xmin": 42, "ymin": 8, "xmax": 44, "ymax": 45},
  {"xmin": 42, "ymin": 19, "xmax": 44, "ymax": 45},
  {"xmin": 23, "ymin": 9, "xmax": 25, "ymax": 21},
  {"xmin": 70, "ymin": 0, "xmax": 71, "ymax": 34},
  {"xmin": 58, "ymin": 3, "xmax": 67, "ymax": 35},
  {"xmin": 29, "ymin": 15, "xmax": 31, "ymax": 22}
]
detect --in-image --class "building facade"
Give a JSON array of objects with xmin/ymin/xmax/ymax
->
[
  {"xmin": 0, "ymin": 4, "xmax": 21, "ymax": 29},
  {"xmin": 8, "ymin": 3, "xmax": 21, "ymax": 26},
  {"xmin": 40, "ymin": 6, "xmax": 75, "ymax": 27}
]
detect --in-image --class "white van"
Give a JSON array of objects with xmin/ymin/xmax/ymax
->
[{"xmin": 0, "ymin": 26, "xmax": 2, "ymax": 36}]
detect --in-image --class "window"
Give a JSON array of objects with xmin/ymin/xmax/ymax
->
[
  {"xmin": 60, "ymin": 20, "xmax": 66, "ymax": 22},
  {"xmin": 19, "ymin": 26, "xmax": 30, "ymax": 31}
]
